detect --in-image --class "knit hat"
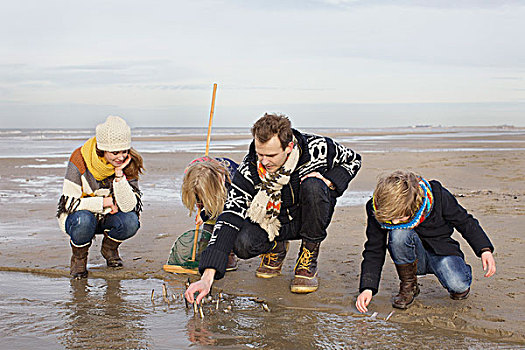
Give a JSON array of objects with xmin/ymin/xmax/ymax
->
[{"xmin": 95, "ymin": 116, "xmax": 131, "ymax": 152}]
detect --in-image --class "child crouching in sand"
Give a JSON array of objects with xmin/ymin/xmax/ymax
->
[
  {"xmin": 181, "ymin": 156, "xmax": 239, "ymax": 270},
  {"xmin": 356, "ymin": 170, "xmax": 496, "ymax": 313}
]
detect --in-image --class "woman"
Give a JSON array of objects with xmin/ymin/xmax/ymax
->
[
  {"xmin": 181, "ymin": 156, "xmax": 238, "ymax": 270},
  {"xmin": 57, "ymin": 116, "xmax": 144, "ymax": 279}
]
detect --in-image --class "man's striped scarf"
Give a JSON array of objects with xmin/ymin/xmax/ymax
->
[{"xmin": 246, "ymin": 138, "xmax": 300, "ymax": 241}]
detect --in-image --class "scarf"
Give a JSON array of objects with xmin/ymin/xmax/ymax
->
[
  {"xmin": 80, "ymin": 137, "xmax": 115, "ymax": 181},
  {"xmin": 247, "ymin": 138, "xmax": 300, "ymax": 241},
  {"xmin": 374, "ymin": 177, "xmax": 434, "ymax": 231}
]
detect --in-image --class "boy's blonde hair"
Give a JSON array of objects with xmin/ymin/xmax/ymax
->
[
  {"xmin": 373, "ymin": 170, "xmax": 424, "ymax": 224},
  {"xmin": 181, "ymin": 160, "xmax": 231, "ymax": 221}
]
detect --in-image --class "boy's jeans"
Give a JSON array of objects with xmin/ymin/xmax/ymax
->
[
  {"xmin": 65, "ymin": 210, "xmax": 140, "ymax": 247},
  {"xmin": 388, "ymin": 229, "xmax": 472, "ymax": 294}
]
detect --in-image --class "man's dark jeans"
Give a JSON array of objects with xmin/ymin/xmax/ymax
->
[{"xmin": 234, "ymin": 177, "xmax": 336, "ymax": 259}]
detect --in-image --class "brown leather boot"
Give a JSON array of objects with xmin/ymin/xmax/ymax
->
[
  {"xmin": 226, "ymin": 251, "xmax": 238, "ymax": 271},
  {"xmin": 255, "ymin": 240, "xmax": 289, "ymax": 278},
  {"xmin": 290, "ymin": 241, "xmax": 320, "ymax": 294},
  {"xmin": 101, "ymin": 233, "xmax": 123, "ymax": 268},
  {"xmin": 70, "ymin": 242, "xmax": 91, "ymax": 279},
  {"xmin": 392, "ymin": 261, "xmax": 420, "ymax": 309}
]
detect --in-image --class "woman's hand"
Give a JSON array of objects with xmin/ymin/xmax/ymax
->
[
  {"xmin": 356, "ymin": 289, "xmax": 373, "ymax": 313},
  {"xmin": 114, "ymin": 155, "xmax": 132, "ymax": 176},
  {"xmin": 103, "ymin": 196, "xmax": 119, "ymax": 214}
]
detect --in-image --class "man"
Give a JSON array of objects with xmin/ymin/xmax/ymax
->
[{"xmin": 186, "ymin": 113, "xmax": 361, "ymax": 303}]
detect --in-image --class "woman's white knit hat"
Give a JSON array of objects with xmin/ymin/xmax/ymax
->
[{"xmin": 96, "ymin": 116, "xmax": 131, "ymax": 152}]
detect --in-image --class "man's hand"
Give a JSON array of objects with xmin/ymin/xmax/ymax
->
[
  {"xmin": 481, "ymin": 251, "xmax": 496, "ymax": 277},
  {"xmin": 356, "ymin": 289, "xmax": 373, "ymax": 313},
  {"xmin": 301, "ymin": 172, "xmax": 334, "ymax": 190},
  {"xmin": 185, "ymin": 268, "xmax": 215, "ymax": 304}
]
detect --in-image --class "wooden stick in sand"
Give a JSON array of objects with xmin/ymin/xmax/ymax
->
[
  {"xmin": 162, "ymin": 283, "xmax": 170, "ymax": 304},
  {"xmin": 191, "ymin": 82, "xmax": 217, "ymax": 262}
]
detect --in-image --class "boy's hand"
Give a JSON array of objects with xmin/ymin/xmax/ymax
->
[
  {"xmin": 356, "ymin": 289, "xmax": 373, "ymax": 313},
  {"xmin": 481, "ymin": 251, "xmax": 496, "ymax": 277}
]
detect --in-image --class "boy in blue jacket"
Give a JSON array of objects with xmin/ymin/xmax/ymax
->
[{"xmin": 356, "ymin": 170, "xmax": 496, "ymax": 312}]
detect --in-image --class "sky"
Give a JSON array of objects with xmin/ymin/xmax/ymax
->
[{"xmin": 1, "ymin": 0, "xmax": 524, "ymax": 129}]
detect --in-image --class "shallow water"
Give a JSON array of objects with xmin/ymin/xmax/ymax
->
[
  {"xmin": 0, "ymin": 272, "xmax": 519, "ymax": 349},
  {"xmin": 0, "ymin": 126, "xmax": 524, "ymax": 158},
  {"xmin": 0, "ymin": 170, "xmax": 371, "ymax": 207}
]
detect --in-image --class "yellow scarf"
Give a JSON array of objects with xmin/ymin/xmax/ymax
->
[{"xmin": 80, "ymin": 137, "xmax": 115, "ymax": 181}]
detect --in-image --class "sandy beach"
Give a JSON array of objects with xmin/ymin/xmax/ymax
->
[{"xmin": 1, "ymin": 127, "xmax": 524, "ymax": 345}]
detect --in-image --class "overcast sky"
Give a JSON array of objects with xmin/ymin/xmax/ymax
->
[{"xmin": 1, "ymin": 0, "xmax": 524, "ymax": 129}]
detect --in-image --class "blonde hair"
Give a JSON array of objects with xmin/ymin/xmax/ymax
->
[
  {"xmin": 373, "ymin": 170, "xmax": 424, "ymax": 223},
  {"xmin": 181, "ymin": 160, "xmax": 231, "ymax": 220}
]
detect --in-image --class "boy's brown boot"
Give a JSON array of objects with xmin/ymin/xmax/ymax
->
[
  {"xmin": 392, "ymin": 260, "xmax": 420, "ymax": 309},
  {"xmin": 101, "ymin": 233, "xmax": 123, "ymax": 268},
  {"xmin": 255, "ymin": 240, "xmax": 289, "ymax": 278},
  {"xmin": 290, "ymin": 241, "xmax": 320, "ymax": 294},
  {"xmin": 70, "ymin": 242, "xmax": 91, "ymax": 279},
  {"xmin": 450, "ymin": 288, "xmax": 470, "ymax": 300}
]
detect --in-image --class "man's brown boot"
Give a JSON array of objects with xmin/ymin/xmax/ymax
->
[
  {"xmin": 70, "ymin": 242, "xmax": 91, "ymax": 279},
  {"xmin": 290, "ymin": 241, "xmax": 320, "ymax": 294},
  {"xmin": 101, "ymin": 233, "xmax": 123, "ymax": 268},
  {"xmin": 255, "ymin": 240, "xmax": 289, "ymax": 278},
  {"xmin": 392, "ymin": 260, "xmax": 420, "ymax": 309},
  {"xmin": 226, "ymin": 251, "xmax": 238, "ymax": 271}
]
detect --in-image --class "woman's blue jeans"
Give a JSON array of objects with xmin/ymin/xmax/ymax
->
[
  {"xmin": 388, "ymin": 229, "xmax": 472, "ymax": 294},
  {"xmin": 65, "ymin": 210, "xmax": 140, "ymax": 247}
]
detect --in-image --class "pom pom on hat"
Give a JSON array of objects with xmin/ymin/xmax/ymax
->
[{"xmin": 96, "ymin": 116, "xmax": 131, "ymax": 152}]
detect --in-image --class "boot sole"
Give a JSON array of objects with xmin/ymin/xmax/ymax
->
[
  {"xmin": 290, "ymin": 275, "xmax": 319, "ymax": 293},
  {"xmin": 290, "ymin": 285, "xmax": 318, "ymax": 293},
  {"xmin": 255, "ymin": 270, "xmax": 281, "ymax": 278}
]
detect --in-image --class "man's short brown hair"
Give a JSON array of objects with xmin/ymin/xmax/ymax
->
[
  {"xmin": 251, "ymin": 113, "xmax": 293, "ymax": 150},
  {"xmin": 373, "ymin": 170, "xmax": 424, "ymax": 223}
]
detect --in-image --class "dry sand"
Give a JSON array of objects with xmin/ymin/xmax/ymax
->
[{"xmin": 1, "ymin": 130, "xmax": 524, "ymax": 344}]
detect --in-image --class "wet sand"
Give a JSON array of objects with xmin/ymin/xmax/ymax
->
[{"xmin": 1, "ymin": 129, "xmax": 524, "ymax": 344}]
